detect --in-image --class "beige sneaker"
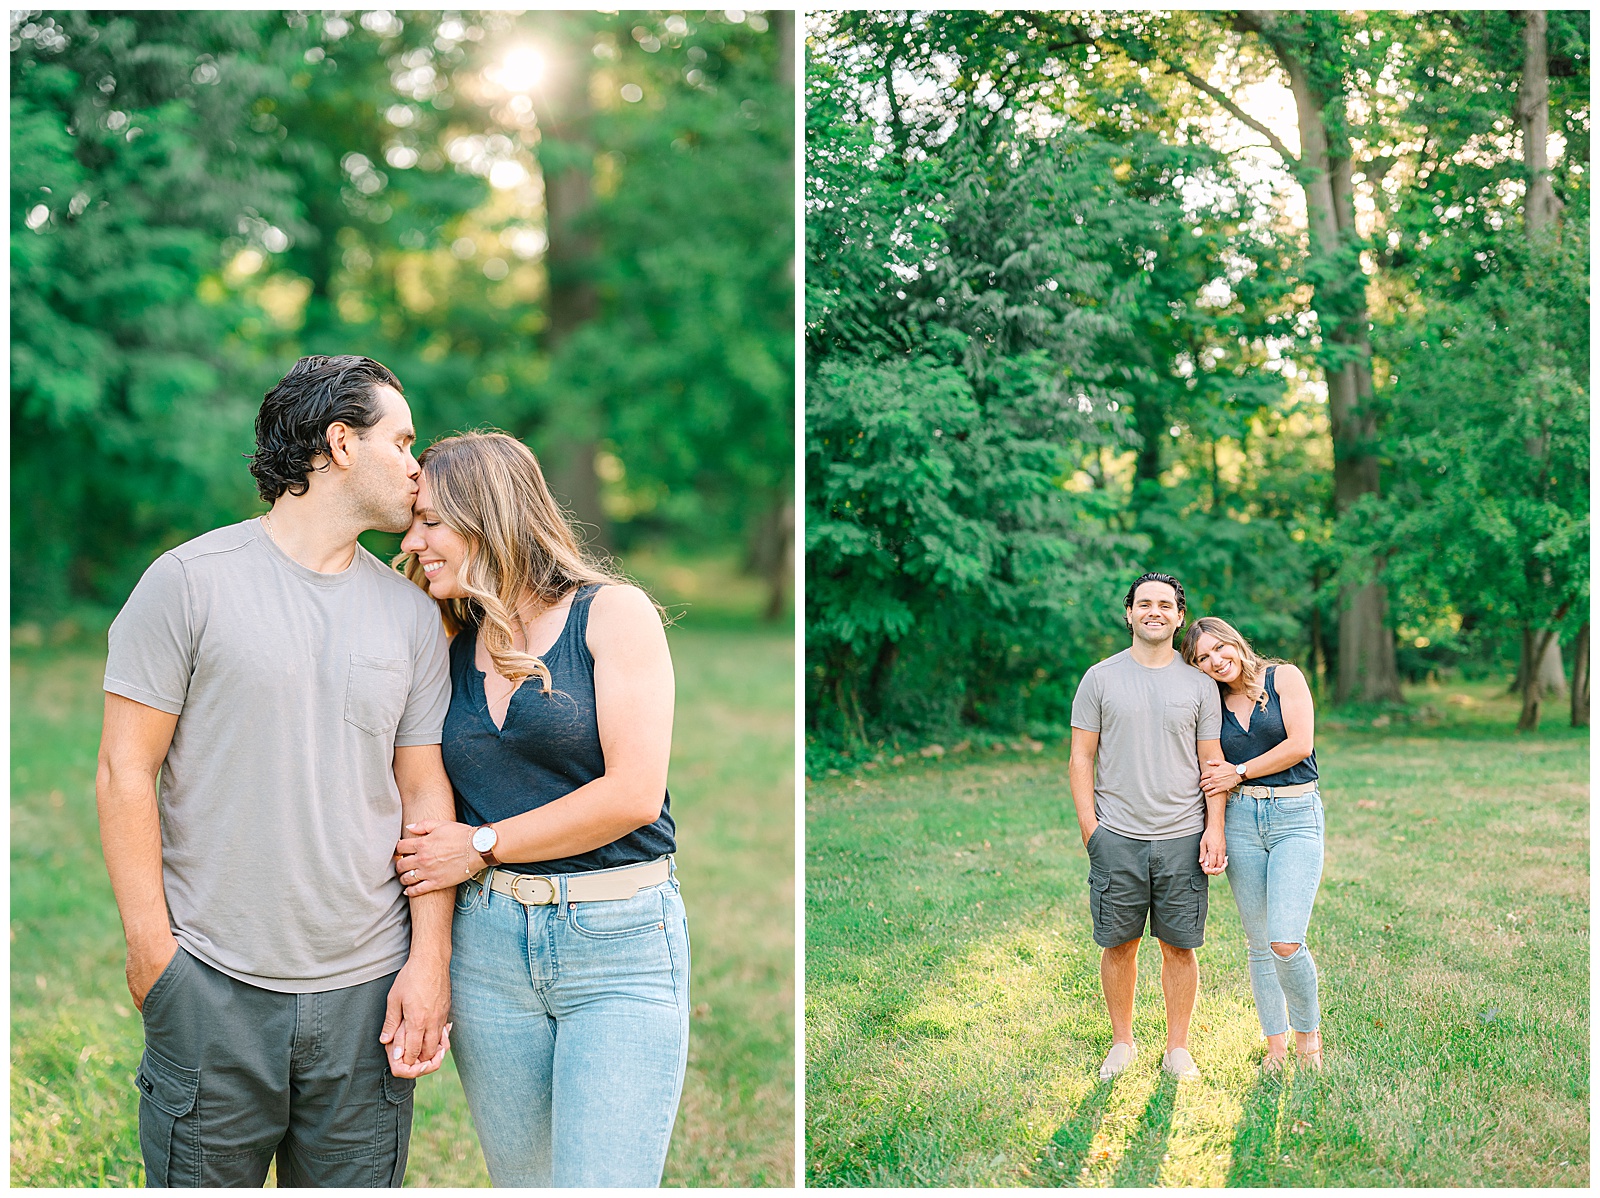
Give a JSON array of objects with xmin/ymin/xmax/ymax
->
[
  {"xmin": 1098, "ymin": 1041, "xmax": 1137, "ymax": 1081},
  {"xmin": 1161, "ymin": 1047, "xmax": 1202, "ymax": 1081}
]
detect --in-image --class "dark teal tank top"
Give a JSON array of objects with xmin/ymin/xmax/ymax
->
[
  {"xmin": 1218, "ymin": 665, "xmax": 1318, "ymax": 786},
  {"xmin": 441, "ymin": 584, "xmax": 676, "ymax": 874}
]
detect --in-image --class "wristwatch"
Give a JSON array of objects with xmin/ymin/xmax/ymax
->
[
  {"xmin": 471, "ymin": 824, "xmax": 501, "ymax": 867},
  {"xmin": 1235, "ymin": 762, "xmax": 1249, "ymax": 781}
]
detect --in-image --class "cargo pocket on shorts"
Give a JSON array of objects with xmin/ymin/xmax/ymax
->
[
  {"xmin": 1189, "ymin": 873, "xmax": 1210, "ymax": 935},
  {"xmin": 136, "ymin": 1045, "xmax": 199, "ymax": 1187},
  {"xmin": 380, "ymin": 1071, "xmax": 415, "ymax": 1186},
  {"xmin": 1088, "ymin": 870, "xmax": 1111, "ymax": 930},
  {"xmin": 344, "ymin": 655, "xmax": 408, "ymax": 737}
]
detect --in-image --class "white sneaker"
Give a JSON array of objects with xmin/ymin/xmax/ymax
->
[
  {"xmin": 1161, "ymin": 1046, "xmax": 1202, "ymax": 1081},
  {"xmin": 1098, "ymin": 1041, "xmax": 1137, "ymax": 1080}
]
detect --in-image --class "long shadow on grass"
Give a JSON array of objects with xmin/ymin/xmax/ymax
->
[
  {"xmin": 1030, "ymin": 1071, "xmax": 1180, "ymax": 1188},
  {"xmin": 1224, "ymin": 1063, "xmax": 1301, "ymax": 1185},
  {"xmin": 1108, "ymin": 1071, "xmax": 1178, "ymax": 1187},
  {"xmin": 1030, "ymin": 1076, "xmax": 1114, "ymax": 1184}
]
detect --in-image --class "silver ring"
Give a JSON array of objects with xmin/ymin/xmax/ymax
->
[{"xmin": 407, "ymin": 869, "xmax": 417, "ymax": 880}]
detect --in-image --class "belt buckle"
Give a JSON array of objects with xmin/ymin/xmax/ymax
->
[{"xmin": 508, "ymin": 874, "xmax": 557, "ymax": 905}]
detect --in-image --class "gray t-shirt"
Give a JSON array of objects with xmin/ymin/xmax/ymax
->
[
  {"xmin": 104, "ymin": 519, "xmax": 450, "ymax": 993},
  {"xmin": 1070, "ymin": 648, "xmax": 1223, "ymax": 840}
]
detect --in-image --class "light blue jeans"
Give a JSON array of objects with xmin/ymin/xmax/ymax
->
[
  {"xmin": 448, "ymin": 865, "xmax": 690, "ymax": 1187},
  {"xmin": 1224, "ymin": 788, "xmax": 1324, "ymax": 1037}
]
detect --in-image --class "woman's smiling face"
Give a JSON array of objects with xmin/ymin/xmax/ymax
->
[
  {"xmin": 1191, "ymin": 630, "xmax": 1243, "ymax": 686},
  {"xmin": 400, "ymin": 474, "xmax": 473, "ymax": 600}
]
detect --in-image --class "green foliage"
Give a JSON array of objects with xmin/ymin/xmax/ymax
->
[
  {"xmin": 1360, "ymin": 229, "xmax": 1590, "ymax": 650},
  {"xmin": 12, "ymin": 13, "xmax": 299, "ymax": 607},
  {"xmin": 559, "ymin": 17, "xmax": 794, "ymax": 545}
]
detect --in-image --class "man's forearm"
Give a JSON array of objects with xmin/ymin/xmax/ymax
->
[
  {"xmin": 96, "ymin": 769, "xmax": 174, "ymax": 952},
  {"xmin": 400, "ymin": 777, "xmax": 456, "ymax": 961},
  {"xmin": 1069, "ymin": 760, "xmax": 1097, "ymax": 837}
]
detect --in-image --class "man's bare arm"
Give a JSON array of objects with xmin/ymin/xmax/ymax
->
[
  {"xmin": 1069, "ymin": 728, "xmax": 1100, "ymax": 847},
  {"xmin": 382, "ymin": 743, "xmax": 456, "ymax": 1075},
  {"xmin": 1196, "ymin": 737, "xmax": 1228, "ymax": 873},
  {"xmin": 96, "ymin": 693, "xmax": 181, "ymax": 1009}
]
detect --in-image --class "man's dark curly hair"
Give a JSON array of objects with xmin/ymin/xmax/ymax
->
[
  {"xmin": 248, "ymin": 356, "xmax": 403, "ymax": 502},
  {"xmin": 1123, "ymin": 571, "xmax": 1186, "ymax": 632}
]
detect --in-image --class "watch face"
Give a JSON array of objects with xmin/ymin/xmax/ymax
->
[{"xmin": 472, "ymin": 826, "xmax": 496, "ymax": 853}]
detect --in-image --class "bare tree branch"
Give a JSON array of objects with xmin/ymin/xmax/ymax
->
[{"xmin": 1164, "ymin": 62, "xmax": 1298, "ymax": 164}]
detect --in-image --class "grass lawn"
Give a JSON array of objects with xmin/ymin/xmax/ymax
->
[
  {"xmin": 805, "ymin": 681, "xmax": 1589, "ymax": 1187},
  {"xmin": 11, "ymin": 623, "xmax": 795, "ymax": 1187}
]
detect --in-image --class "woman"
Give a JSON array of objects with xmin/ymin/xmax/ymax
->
[
  {"xmin": 391, "ymin": 431, "xmax": 688, "ymax": 1186},
  {"xmin": 1181, "ymin": 616, "xmax": 1323, "ymax": 1073}
]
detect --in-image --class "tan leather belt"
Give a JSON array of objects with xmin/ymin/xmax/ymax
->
[
  {"xmin": 475, "ymin": 856, "xmax": 671, "ymax": 906},
  {"xmin": 1234, "ymin": 781, "xmax": 1318, "ymax": 799}
]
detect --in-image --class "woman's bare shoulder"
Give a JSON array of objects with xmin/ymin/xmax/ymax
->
[
  {"xmin": 1274, "ymin": 662, "xmax": 1311, "ymax": 693},
  {"xmin": 587, "ymin": 583, "xmax": 664, "ymax": 636}
]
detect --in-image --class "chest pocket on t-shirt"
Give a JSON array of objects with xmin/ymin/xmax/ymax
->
[
  {"xmin": 345, "ymin": 654, "xmax": 409, "ymax": 737},
  {"xmin": 1163, "ymin": 699, "xmax": 1195, "ymax": 736}
]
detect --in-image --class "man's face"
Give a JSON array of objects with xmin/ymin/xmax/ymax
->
[
  {"xmin": 345, "ymin": 384, "xmax": 420, "ymax": 533},
  {"xmin": 1126, "ymin": 581, "xmax": 1182, "ymax": 647}
]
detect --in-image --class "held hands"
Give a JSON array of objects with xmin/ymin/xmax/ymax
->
[
  {"xmin": 380, "ymin": 957, "xmax": 452, "ymax": 1078},
  {"xmin": 394, "ymin": 820, "xmax": 484, "ymax": 897},
  {"xmin": 1199, "ymin": 758, "xmax": 1239, "ymax": 801},
  {"xmin": 1199, "ymin": 824, "xmax": 1228, "ymax": 875}
]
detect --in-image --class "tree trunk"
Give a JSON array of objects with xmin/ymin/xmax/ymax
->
[
  {"xmin": 868, "ymin": 637, "xmax": 901, "ymax": 723},
  {"xmin": 1308, "ymin": 584, "xmax": 1327, "ymax": 691},
  {"xmin": 1517, "ymin": 11, "xmax": 1563, "ymax": 237},
  {"xmin": 762, "ymin": 499, "xmax": 794, "ymax": 621},
  {"xmin": 1511, "ymin": 10, "xmax": 1570, "ymax": 730},
  {"xmin": 534, "ymin": 15, "xmax": 609, "ymax": 552},
  {"xmin": 1243, "ymin": 12, "xmax": 1402, "ymax": 704},
  {"xmin": 1571, "ymin": 621, "xmax": 1589, "ymax": 728},
  {"xmin": 1536, "ymin": 634, "xmax": 1568, "ymax": 697},
  {"xmin": 1511, "ymin": 631, "xmax": 1569, "ymax": 697},
  {"xmin": 1517, "ymin": 625, "xmax": 1561, "ymax": 732},
  {"xmin": 1132, "ymin": 390, "xmax": 1166, "ymax": 493}
]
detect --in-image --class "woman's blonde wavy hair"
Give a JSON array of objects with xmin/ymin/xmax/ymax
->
[
  {"xmin": 1180, "ymin": 616, "xmax": 1285, "ymax": 712},
  {"xmin": 397, "ymin": 431, "xmax": 639, "ymax": 693}
]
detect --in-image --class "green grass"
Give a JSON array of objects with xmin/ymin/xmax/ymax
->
[
  {"xmin": 805, "ymin": 680, "xmax": 1588, "ymax": 1187},
  {"xmin": 11, "ymin": 624, "xmax": 795, "ymax": 1187}
]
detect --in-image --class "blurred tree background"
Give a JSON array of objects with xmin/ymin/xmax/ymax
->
[
  {"xmin": 806, "ymin": 9, "xmax": 1588, "ymax": 755},
  {"xmin": 12, "ymin": 7, "xmax": 794, "ymax": 626}
]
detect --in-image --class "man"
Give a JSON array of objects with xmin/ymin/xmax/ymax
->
[
  {"xmin": 1069, "ymin": 572, "xmax": 1225, "ymax": 1083},
  {"xmin": 96, "ymin": 356, "xmax": 456, "ymax": 1186}
]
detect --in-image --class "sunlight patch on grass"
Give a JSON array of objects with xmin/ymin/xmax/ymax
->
[{"xmin": 809, "ymin": 909, "xmax": 1270, "ymax": 1186}]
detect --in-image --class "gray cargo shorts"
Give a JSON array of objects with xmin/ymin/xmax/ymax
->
[
  {"xmin": 136, "ymin": 947, "xmax": 413, "ymax": 1187},
  {"xmin": 1085, "ymin": 826, "xmax": 1209, "ymax": 950}
]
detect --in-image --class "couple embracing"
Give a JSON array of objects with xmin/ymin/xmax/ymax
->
[
  {"xmin": 97, "ymin": 356, "xmax": 686, "ymax": 1187},
  {"xmin": 1070, "ymin": 572, "xmax": 1325, "ymax": 1082}
]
